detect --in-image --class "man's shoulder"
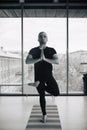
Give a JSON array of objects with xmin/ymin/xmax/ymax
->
[
  {"xmin": 30, "ymin": 46, "xmax": 39, "ymax": 51},
  {"xmin": 46, "ymin": 46, "xmax": 57, "ymax": 54},
  {"xmin": 46, "ymin": 46, "xmax": 55, "ymax": 50},
  {"xmin": 29, "ymin": 46, "xmax": 39, "ymax": 55}
]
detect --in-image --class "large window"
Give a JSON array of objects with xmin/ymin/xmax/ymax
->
[
  {"xmin": 68, "ymin": 9, "xmax": 87, "ymax": 94},
  {"xmin": 0, "ymin": 4, "xmax": 87, "ymax": 95},
  {"xmin": 23, "ymin": 9, "xmax": 67, "ymax": 95},
  {"xmin": 0, "ymin": 14, "xmax": 22, "ymax": 94}
]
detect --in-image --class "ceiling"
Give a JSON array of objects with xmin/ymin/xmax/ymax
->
[
  {"xmin": 0, "ymin": 9, "xmax": 87, "ymax": 18},
  {"xmin": 0, "ymin": 0, "xmax": 87, "ymax": 4},
  {"xmin": 0, "ymin": 1, "xmax": 87, "ymax": 18}
]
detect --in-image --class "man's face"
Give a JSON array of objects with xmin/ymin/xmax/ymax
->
[{"xmin": 38, "ymin": 32, "xmax": 48, "ymax": 45}]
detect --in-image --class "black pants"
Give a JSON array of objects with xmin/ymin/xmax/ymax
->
[{"xmin": 36, "ymin": 74, "xmax": 60, "ymax": 115}]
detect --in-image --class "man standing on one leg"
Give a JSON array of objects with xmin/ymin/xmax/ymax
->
[{"xmin": 25, "ymin": 32, "xmax": 60, "ymax": 123}]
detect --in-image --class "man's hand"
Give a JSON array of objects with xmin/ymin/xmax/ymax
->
[{"xmin": 40, "ymin": 48, "xmax": 45, "ymax": 61}]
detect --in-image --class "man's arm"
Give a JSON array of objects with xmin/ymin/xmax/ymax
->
[
  {"xmin": 45, "ymin": 54, "xmax": 59, "ymax": 64},
  {"xmin": 25, "ymin": 54, "xmax": 40, "ymax": 64}
]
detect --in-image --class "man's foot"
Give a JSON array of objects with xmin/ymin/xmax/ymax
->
[
  {"xmin": 40, "ymin": 115, "xmax": 47, "ymax": 123},
  {"xmin": 28, "ymin": 81, "xmax": 39, "ymax": 87},
  {"xmin": 52, "ymin": 96, "xmax": 55, "ymax": 103}
]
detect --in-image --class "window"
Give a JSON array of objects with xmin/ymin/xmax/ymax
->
[
  {"xmin": 0, "ymin": 3, "xmax": 87, "ymax": 95},
  {"xmin": 68, "ymin": 9, "xmax": 87, "ymax": 94},
  {"xmin": 0, "ymin": 10, "xmax": 22, "ymax": 94},
  {"xmin": 23, "ymin": 9, "xmax": 67, "ymax": 95}
]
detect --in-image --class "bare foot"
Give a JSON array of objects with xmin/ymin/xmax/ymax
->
[
  {"xmin": 28, "ymin": 81, "xmax": 39, "ymax": 87},
  {"xmin": 40, "ymin": 115, "xmax": 47, "ymax": 123}
]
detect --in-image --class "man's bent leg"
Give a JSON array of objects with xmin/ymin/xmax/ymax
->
[{"xmin": 45, "ymin": 75, "xmax": 60, "ymax": 96}]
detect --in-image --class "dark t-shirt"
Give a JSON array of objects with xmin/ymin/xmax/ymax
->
[{"xmin": 29, "ymin": 46, "xmax": 56, "ymax": 81}]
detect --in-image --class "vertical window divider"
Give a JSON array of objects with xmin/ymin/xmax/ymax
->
[
  {"xmin": 66, "ymin": 0, "xmax": 69, "ymax": 95},
  {"xmin": 21, "ymin": 3, "xmax": 24, "ymax": 94}
]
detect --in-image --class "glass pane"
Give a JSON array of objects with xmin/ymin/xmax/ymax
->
[
  {"xmin": 69, "ymin": 9, "xmax": 87, "ymax": 94},
  {"xmin": 0, "ymin": 9, "xmax": 22, "ymax": 94},
  {"xmin": 23, "ymin": 9, "xmax": 67, "ymax": 95}
]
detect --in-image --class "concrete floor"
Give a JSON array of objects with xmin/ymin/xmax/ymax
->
[{"xmin": 0, "ymin": 96, "xmax": 87, "ymax": 130}]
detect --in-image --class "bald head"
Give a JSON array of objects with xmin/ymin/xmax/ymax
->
[
  {"xmin": 38, "ymin": 32, "xmax": 47, "ymax": 38},
  {"xmin": 38, "ymin": 32, "xmax": 48, "ymax": 45}
]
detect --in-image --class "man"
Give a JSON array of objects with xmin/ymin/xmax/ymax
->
[{"xmin": 25, "ymin": 32, "xmax": 60, "ymax": 123}]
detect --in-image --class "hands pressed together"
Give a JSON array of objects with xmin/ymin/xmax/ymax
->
[
  {"xmin": 40, "ymin": 49, "xmax": 45, "ymax": 61},
  {"xmin": 39, "ymin": 45, "xmax": 58, "ymax": 65},
  {"xmin": 39, "ymin": 45, "xmax": 46, "ymax": 62}
]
